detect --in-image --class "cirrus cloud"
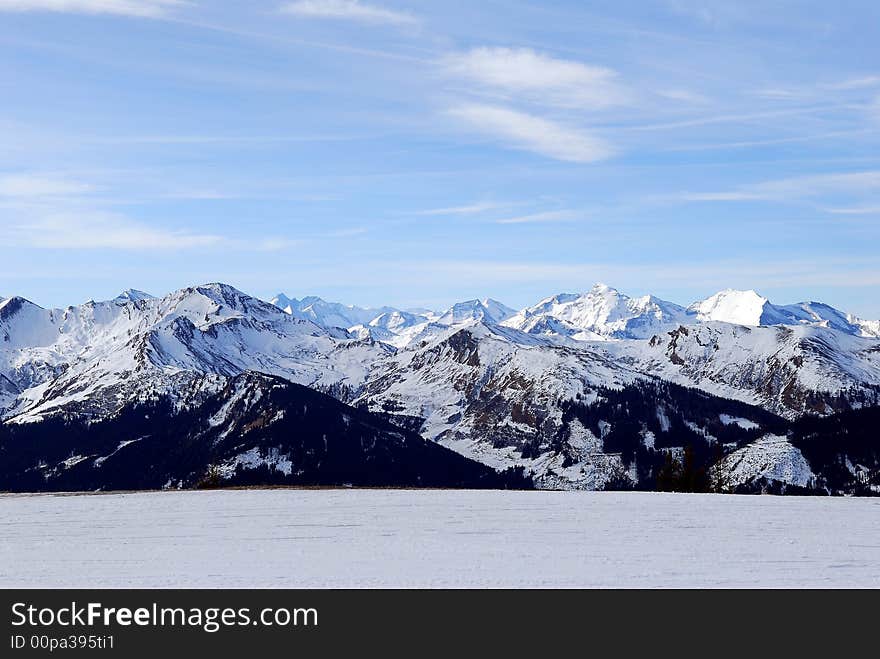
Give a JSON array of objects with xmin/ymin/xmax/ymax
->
[
  {"xmin": 448, "ymin": 104, "xmax": 614, "ymax": 163},
  {"xmin": 681, "ymin": 171, "xmax": 880, "ymax": 203},
  {"xmin": 5, "ymin": 212, "xmax": 223, "ymax": 250},
  {"xmin": 280, "ymin": 0, "xmax": 417, "ymax": 26},
  {"xmin": 494, "ymin": 210, "xmax": 578, "ymax": 225},
  {"xmin": 0, "ymin": 174, "xmax": 96, "ymax": 197},
  {"xmin": 0, "ymin": 0, "xmax": 184, "ymax": 17},
  {"xmin": 442, "ymin": 47, "xmax": 629, "ymax": 109}
]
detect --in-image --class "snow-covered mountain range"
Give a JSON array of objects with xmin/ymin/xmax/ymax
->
[
  {"xmin": 272, "ymin": 283, "xmax": 880, "ymax": 343},
  {"xmin": 2, "ymin": 282, "xmax": 879, "ymax": 494}
]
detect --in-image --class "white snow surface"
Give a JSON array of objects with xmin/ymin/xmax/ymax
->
[
  {"xmin": 689, "ymin": 289, "xmax": 771, "ymax": 326},
  {"xmin": 718, "ymin": 435, "xmax": 815, "ymax": 488},
  {"xmin": 218, "ymin": 447, "xmax": 293, "ymax": 477},
  {"xmin": 855, "ymin": 317, "xmax": 880, "ymax": 338},
  {"xmin": 2, "ymin": 490, "xmax": 878, "ymax": 588},
  {"xmin": 719, "ymin": 414, "xmax": 760, "ymax": 430}
]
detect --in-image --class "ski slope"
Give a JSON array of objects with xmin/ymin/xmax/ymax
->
[{"xmin": 2, "ymin": 490, "xmax": 877, "ymax": 588}]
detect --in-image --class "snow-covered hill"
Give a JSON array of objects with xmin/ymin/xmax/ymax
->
[{"xmin": 714, "ymin": 435, "xmax": 815, "ymax": 490}]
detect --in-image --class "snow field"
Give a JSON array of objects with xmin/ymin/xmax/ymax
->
[{"xmin": 2, "ymin": 489, "xmax": 878, "ymax": 588}]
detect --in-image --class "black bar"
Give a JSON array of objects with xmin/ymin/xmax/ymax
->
[{"xmin": 1, "ymin": 589, "xmax": 872, "ymax": 656}]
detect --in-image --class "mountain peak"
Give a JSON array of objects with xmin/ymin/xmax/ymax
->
[
  {"xmin": 115, "ymin": 289, "xmax": 153, "ymax": 303},
  {"xmin": 438, "ymin": 298, "xmax": 516, "ymax": 326},
  {"xmin": 161, "ymin": 283, "xmax": 286, "ymax": 326},
  {"xmin": 268, "ymin": 293, "xmax": 404, "ymax": 330},
  {"xmin": 710, "ymin": 288, "xmax": 766, "ymax": 302},
  {"xmin": 688, "ymin": 289, "xmax": 868, "ymax": 334},
  {"xmin": 271, "ymin": 293, "xmax": 298, "ymax": 314},
  {"xmin": 689, "ymin": 289, "xmax": 770, "ymax": 326},
  {"xmin": 191, "ymin": 283, "xmax": 259, "ymax": 301},
  {"xmin": 0, "ymin": 296, "xmax": 42, "ymax": 318},
  {"xmin": 503, "ymin": 286, "xmax": 688, "ymax": 340}
]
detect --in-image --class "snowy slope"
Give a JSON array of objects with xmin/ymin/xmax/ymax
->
[
  {"xmin": 715, "ymin": 435, "xmax": 815, "ymax": 489},
  {"xmin": 613, "ymin": 322, "xmax": 880, "ymax": 418},
  {"xmin": 354, "ymin": 321, "xmax": 642, "ymax": 488},
  {"xmin": 503, "ymin": 283, "xmax": 690, "ymax": 340},
  {"xmin": 352, "ymin": 320, "xmax": 791, "ymax": 489},
  {"xmin": 115, "ymin": 289, "xmax": 154, "ymax": 303},
  {"xmin": 689, "ymin": 289, "xmax": 772, "ymax": 326},
  {"xmin": 852, "ymin": 316, "xmax": 880, "ymax": 338}
]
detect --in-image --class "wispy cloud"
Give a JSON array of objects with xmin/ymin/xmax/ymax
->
[
  {"xmin": 656, "ymin": 89, "xmax": 710, "ymax": 104},
  {"xmin": 629, "ymin": 105, "xmax": 860, "ymax": 132},
  {"xmin": 665, "ymin": 129, "xmax": 877, "ymax": 153},
  {"xmin": 442, "ymin": 47, "xmax": 628, "ymax": 109},
  {"xmin": 664, "ymin": 1, "xmax": 750, "ymax": 27},
  {"xmin": 448, "ymin": 104, "xmax": 614, "ymax": 163},
  {"xmin": 0, "ymin": 0, "xmax": 183, "ymax": 17},
  {"xmin": 494, "ymin": 210, "xmax": 577, "ymax": 225},
  {"xmin": 416, "ymin": 202, "xmax": 513, "ymax": 216},
  {"xmin": 749, "ymin": 76, "xmax": 880, "ymax": 102},
  {"xmin": 5, "ymin": 213, "xmax": 222, "ymax": 250},
  {"xmin": 0, "ymin": 174, "xmax": 96, "ymax": 197},
  {"xmin": 750, "ymin": 87, "xmax": 808, "ymax": 101},
  {"xmin": 825, "ymin": 206, "xmax": 880, "ymax": 215},
  {"xmin": 280, "ymin": 0, "xmax": 417, "ymax": 26},
  {"xmin": 681, "ymin": 171, "xmax": 880, "ymax": 203},
  {"xmin": 825, "ymin": 76, "xmax": 880, "ymax": 91},
  {"xmin": 324, "ymin": 226, "xmax": 368, "ymax": 238}
]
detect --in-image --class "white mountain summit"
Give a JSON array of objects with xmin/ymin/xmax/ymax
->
[
  {"xmin": 689, "ymin": 289, "xmax": 879, "ymax": 338},
  {"xmin": 501, "ymin": 283, "xmax": 690, "ymax": 340},
  {"xmin": 270, "ymin": 294, "xmax": 399, "ymax": 330},
  {"xmin": 435, "ymin": 298, "xmax": 516, "ymax": 326}
]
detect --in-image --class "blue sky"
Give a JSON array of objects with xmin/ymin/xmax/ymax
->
[{"xmin": 1, "ymin": 0, "xmax": 879, "ymax": 317}]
